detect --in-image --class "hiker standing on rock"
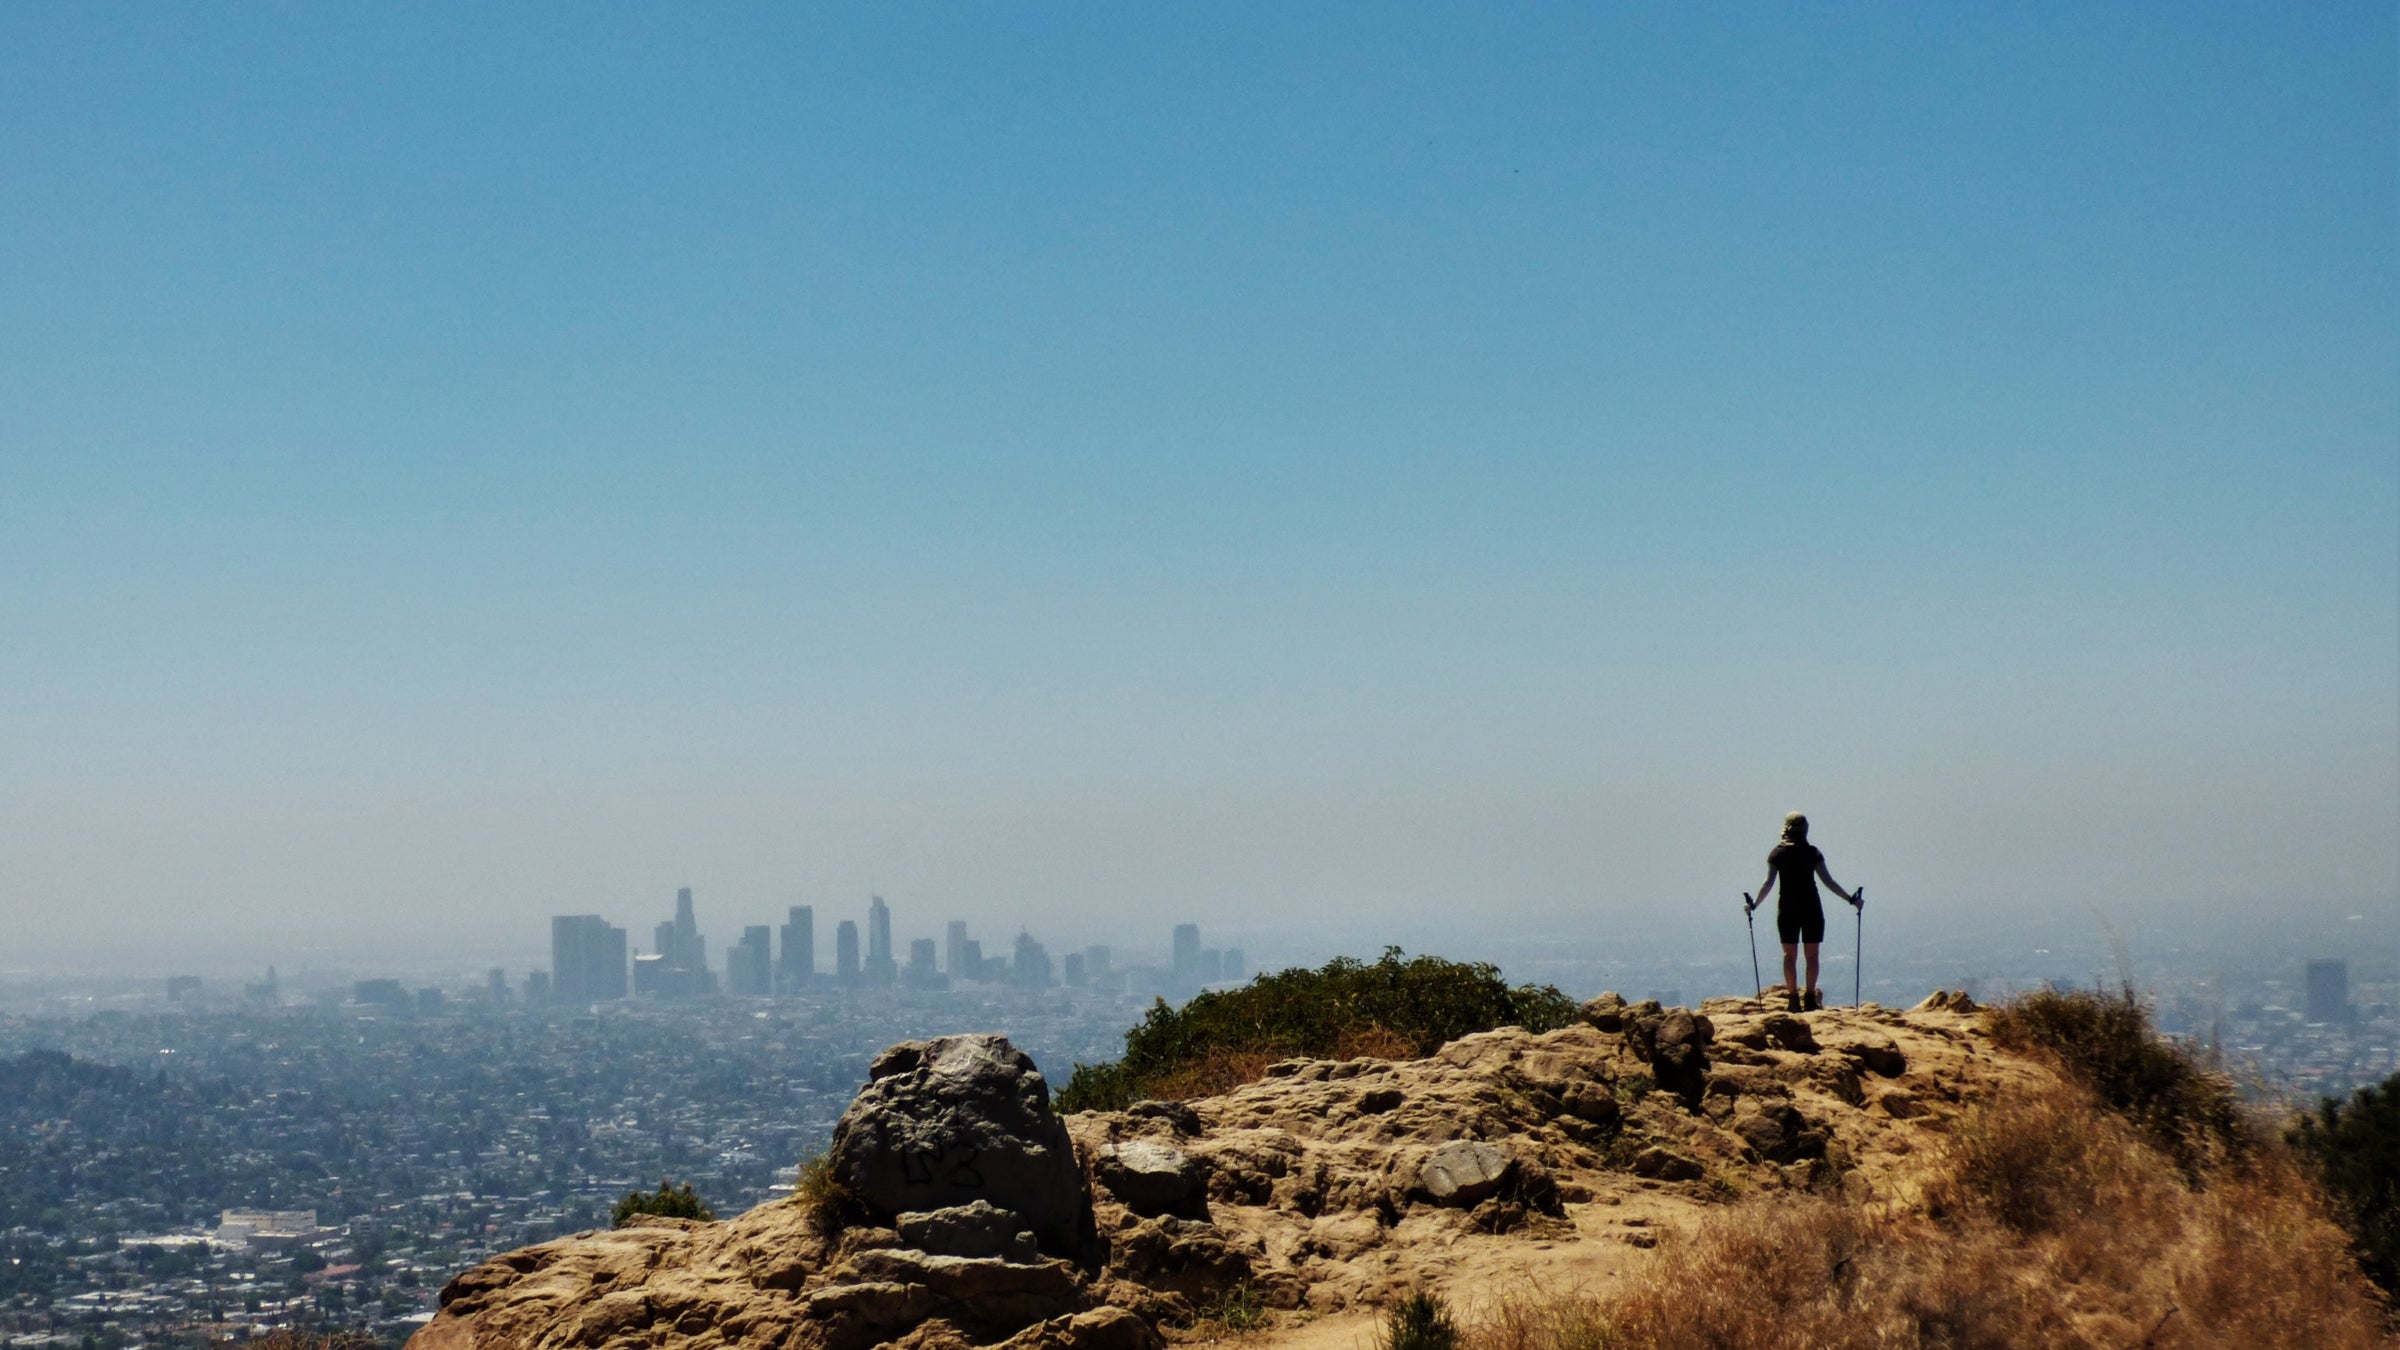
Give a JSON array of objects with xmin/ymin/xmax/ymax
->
[{"xmin": 1746, "ymin": 812, "xmax": 1859, "ymax": 1012}]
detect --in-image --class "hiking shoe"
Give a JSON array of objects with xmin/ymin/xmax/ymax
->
[
  {"xmin": 1803, "ymin": 989, "xmax": 1822, "ymax": 1012},
  {"xmin": 1785, "ymin": 991, "xmax": 1803, "ymax": 1014}
]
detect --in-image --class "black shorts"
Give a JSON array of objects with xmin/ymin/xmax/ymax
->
[{"xmin": 1777, "ymin": 901, "xmax": 1826, "ymax": 946}]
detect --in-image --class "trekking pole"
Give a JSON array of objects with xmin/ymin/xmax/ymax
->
[
  {"xmin": 1852, "ymin": 886, "xmax": 1865, "ymax": 1007},
  {"xmin": 1743, "ymin": 893, "xmax": 1762, "ymax": 1000}
]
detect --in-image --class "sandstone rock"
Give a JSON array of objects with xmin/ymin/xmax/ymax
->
[
  {"xmin": 1914, "ymin": 989, "xmax": 1979, "ymax": 1013},
  {"xmin": 998, "ymin": 1307, "xmax": 1163, "ymax": 1350},
  {"xmin": 1843, "ymin": 1039, "xmax": 1908, "ymax": 1076},
  {"xmin": 1580, "ymin": 992, "xmax": 1628, "ymax": 1031},
  {"xmin": 1732, "ymin": 1102, "xmax": 1828, "ymax": 1164},
  {"xmin": 1759, "ymin": 1014, "xmax": 1818, "ymax": 1053},
  {"xmin": 1105, "ymin": 1216, "xmax": 1254, "ymax": 1298},
  {"xmin": 1872, "ymin": 1088, "xmax": 1927, "ymax": 1119},
  {"xmin": 1122, "ymin": 1100, "xmax": 1203, "ymax": 1136},
  {"xmin": 897, "ymin": 1201, "xmax": 1040, "ymax": 1261},
  {"xmin": 830, "ymin": 1035, "xmax": 1088, "ymax": 1252},
  {"xmin": 1629, "ymin": 1146, "xmax": 1705, "ymax": 1182},
  {"xmin": 834, "ymin": 1248, "xmax": 1084, "ymax": 1333},
  {"xmin": 1419, "ymin": 1140, "xmax": 1514, "ymax": 1206},
  {"xmin": 1094, "ymin": 1140, "xmax": 1206, "ymax": 1216},
  {"xmin": 1629, "ymin": 1008, "xmax": 1714, "ymax": 1106}
]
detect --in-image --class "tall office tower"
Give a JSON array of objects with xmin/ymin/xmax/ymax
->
[
  {"xmin": 2307, "ymin": 959, "xmax": 2352, "ymax": 1023},
  {"xmin": 674, "ymin": 887, "xmax": 709, "ymax": 976},
  {"xmin": 1012, "ymin": 931, "xmax": 1053, "ymax": 990},
  {"xmin": 1222, "ymin": 948, "xmax": 1245, "ymax": 982},
  {"xmin": 551, "ymin": 915, "xmax": 629, "ymax": 1001},
  {"xmin": 904, "ymin": 938, "xmax": 945, "ymax": 990},
  {"xmin": 675, "ymin": 886, "xmax": 699, "ymax": 949},
  {"xmin": 1172, "ymin": 924, "xmax": 1202, "ymax": 984},
  {"xmin": 524, "ymin": 970, "xmax": 551, "ymax": 1003},
  {"xmin": 778, "ymin": 906, "xmax": 816, "ymax": 993},
  {"xmin": 836, "ymin": 920, "xmax": 862, "ymax": 985},
  {"xmin": 866, "ymin": 896, "xmax": 898, "ymax": 986},
  {"xmin": 729, "ymin": 926, "xmax": 773, "ymax": 996},
  {"xmin": 1084, "ymin": 945, "xmax": 1113, "ymax": 980},
  {"xmin": 960, "ymin": 939, "xmax": 985, "ymax": 981},
  {"xmin": 946, "ymin": 920, "xmax": 970, "ymax": 977},
  {"xmin": 1062, "ymin": 952, "xmax": 1086, "ymax": 986},
  {"xmin": 1199, "ymin": 949, "xmax": 1224, "ymax": 983},
  {"xmin": 487, "ymin": 968, "xmax": 509, "ymax": 1003}
]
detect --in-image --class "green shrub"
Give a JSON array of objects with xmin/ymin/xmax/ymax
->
[
  {"xmin": 1056, "ymin": 947, "xmax": 1577, "ymax": 1112},
  {"xmin": 1192, "ymin": 1282, "xmax": 1269, "ymax": 1334},
  {"xmin": 2289, "ymin": 1072, "xmax": 2400, "ymax": 1296},
  {"xmin": 1382, "ymin": 1290, "xmax": 1460, "ymax": 1350},
  {"xmin": 1985, "ymin": 986, "xmax": 2245, "ymax": 1175},
  {"xmin": 611, "ymin": 1180, "xmax": 714, "ymax": 1228}
]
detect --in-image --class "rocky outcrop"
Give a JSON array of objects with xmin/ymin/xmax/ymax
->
[
  {"xmin": 830, "ymin": 1035, "xmax": 1088, "ymax": 1254},
  {"xmin": 410, "ymin": 998, "xmax": 2022, "ymax": 1350}
]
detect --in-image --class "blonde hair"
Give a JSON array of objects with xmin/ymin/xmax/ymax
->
[{"xmin": 1781, "ymin": 812, "xmax": 1809, "ymax": 843}]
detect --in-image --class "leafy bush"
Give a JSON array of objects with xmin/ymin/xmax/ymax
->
[
  {"xmin": 1056, "ymin": 948, "xmax": 1576, "ymax": 1112},
  {"xmin": 1381, "ymin": 1290, "xmax": 1460, "ymax": 1350},
  {"xmin": 611, "ymin": 1180, "xmax": 714, "ymax": 1228},
  {"xmin": 2290, "ymin": 1071, "xmax": 2400, "ymax": 1296},
  {"xmin": 1985, "ymin": 986, "xmax": 2246, "ymax": 1175}
]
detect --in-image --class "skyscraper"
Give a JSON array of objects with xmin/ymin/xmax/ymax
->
[
  {"xmin": 779, "ymin": 905, "xmax": 815, "ymax": 993},
  {"xmin": 904, "ymin": 938, "xmax": 945, "ymax": 990},
  {"xmin": 1012, "ymin": 931, "xmax": 1053, "ymax": 990},
  {"xmin": 1172, "ymin": 923, "xmax": 1202, "ymax": 984},
  {"xmin": 645, "ymin": 887, "xmax": 713, "ymax": 996},
  {"xmin": 2307, "ymin": 959, "xmax": 2352, "ymax": 1023},
  {"xmin": 550, "ymin": 915, "xmax": 628, "ymax": 1002},
  {"xmin": 729, "ymin": 926, "xmax": 773, "ymax": 997},
  {"xmin": 866, "ymin": 896, "xmax": 897, "ymax": 987},
  {"xmin": 836, "ymin": 920, "xmax": 862, "ymax": 985},
  {"xmin": 946, "ymin": 920, "xmax": 970, "ymax": 978}
]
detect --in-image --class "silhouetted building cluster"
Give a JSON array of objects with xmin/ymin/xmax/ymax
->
[{"xmin": 539, "ymin": 890, "xmax": 1244, "ymax": 1006}]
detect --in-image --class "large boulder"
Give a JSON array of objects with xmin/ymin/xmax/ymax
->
[{"xmin": 830, "ymin": 1035, "xmax": 1089, "ymax": 1253}]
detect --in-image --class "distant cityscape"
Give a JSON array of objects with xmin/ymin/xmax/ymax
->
[
  {"xmin": 544, "ymin": 888, "xmax": 1246, "ymax": 1005},
  {"xmin": 3, "ymin": 898, "xmax": 2394, "ymax": 1350}
]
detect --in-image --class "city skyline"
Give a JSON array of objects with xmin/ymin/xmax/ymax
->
[{"xmin": 546, "ymin": 886, "xmax": 1243, "ymax": 1001}]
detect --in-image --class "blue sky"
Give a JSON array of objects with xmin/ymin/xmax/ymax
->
[{"xmin": 2, "ymin": 6, "xmax": 2393, "ymax": 972}]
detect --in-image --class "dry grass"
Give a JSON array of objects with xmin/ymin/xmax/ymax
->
[
  {"xmin": 1456, "ymin": 1073, "xmax": 2389, "ymax": 1350},
  {"xmin": 1144, "ymin": 1024, "xmax": 1423, "ymax": 1101}
]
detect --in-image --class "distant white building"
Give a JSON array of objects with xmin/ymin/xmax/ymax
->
[{"xmin": 214, "ymin": 1209, "xmax": 320, "ymax": 1247}]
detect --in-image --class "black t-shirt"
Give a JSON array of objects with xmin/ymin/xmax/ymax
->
[{"xmin": 1768, "ymin": 841, "xmax": 1823, "ymax": 911}]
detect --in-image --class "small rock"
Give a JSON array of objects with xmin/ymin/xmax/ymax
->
[
  {"xmin": 1843, "ymin": 1039, "xmax": 1908, "ymax": 1077},
  {"xmin": 1420, "ymin": 1140, "xmax": 1515, "ymax": 1206},
  {"xmin": 1629, "ymin": 1147, "xmax": 1705, "ymax": 1182},
  {"xmin": 1124, "ymin": 1100, "xmax": 1204, "ymax": 1136},
  {"xmin": 997, "ymin": 1307, "xmax": 1163, "ymax": 1350},
  {"xmin": 1096, "ymin": 1140, "xmax": 1206, "ymax": 1216},
  {"xmin": 1580, "ymin": 992, "xmax": 1629, "ymax": 1032},
  {"xmin": 1759, "ymin": 1014, "xmax": 1818, "ymax": 1053},
  {"xmin": 1873, "ymin": 1089, "xmax": 1927, "ymax": 1120}
]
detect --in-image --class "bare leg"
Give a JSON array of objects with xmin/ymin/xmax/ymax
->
[
  {"xmin": 1780, "ymin": 943, "xmax": 1799, "ymax": 997},
  {"xmin": 1803, "ymin": 943, "xmax": 1822, "ymax": 1001}
]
